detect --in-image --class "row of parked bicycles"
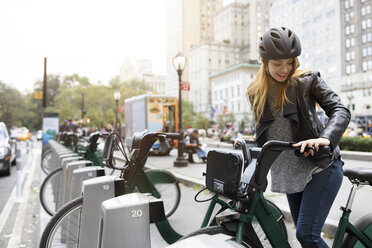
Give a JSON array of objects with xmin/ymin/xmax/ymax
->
[{"xmin": 38, "ymin": 130, "xmax": 372, "ymax": 247}]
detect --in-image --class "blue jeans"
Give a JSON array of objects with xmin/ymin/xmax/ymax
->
[
  {"xmin": 286, "ymin": 159, "xmax": 343, "ymax": 248},
  {"xmin": 195, "ymin": 147, "xmax": 207, "ymax": 158}
]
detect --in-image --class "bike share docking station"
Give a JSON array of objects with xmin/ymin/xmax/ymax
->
[
  {"xmin": 70, "ymin": 166, "xmax": 105, "ymax": 200},
  {"xmin": 98, "ymin": 193, "xmax": 165, "ymax": 248},
  {"xmin": 78, "ymin": 175, "xmax": 126, "ymax": 248}
]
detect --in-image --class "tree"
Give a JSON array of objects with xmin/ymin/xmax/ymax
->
[
  {"xmin": 194, "ymin": 113, "xmax": 209, "ymax": 130},
  {"xmin": 33, "ymin": 74, "xmax": 62, "ymax": 108},
  {"xmin": 0, "ymin": 81, "xmax": 25, "ymax": 128},
  {"xmin": 181, "ymin": 100, "xmax": 195, "ymax": 128}
]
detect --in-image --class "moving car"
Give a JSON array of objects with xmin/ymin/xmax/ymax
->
[
  {"xmin": 36, "ymin": 130, "xmax": 43, "ymax": 141},
  {"xmin": 0, "ymin": 122, "xmax": 16, "ymax": 176},
  {"xmin": 10, "ymin": 127, "xmax": 32, "ymax": 141}
]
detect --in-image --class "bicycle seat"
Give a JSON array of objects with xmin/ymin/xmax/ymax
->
[{"xmin": 343, "ymin": 167, "xmax": 372, "ymax": 185}]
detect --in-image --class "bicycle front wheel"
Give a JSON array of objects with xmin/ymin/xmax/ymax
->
[
  {"xmin": 41, "ymin": 150, "xmax": 55, "ymax": 175},
  {"xmin": 40, "ymin": 168, "xmax": 63, "ymax": 216},
  {"xmin": 146, "ymin": 170, "xmax": 181, "ymax": 217},
  {"xmin": 39, "ymin": 197, "xmax": 83, "ymax": 248},
  {"xmin": 342, "ymin": 212, "xmax": 372, "ymax": 247},
  {"xmin": 180, "ymin": 226, "xmax": 256, "ymax": 247},
  {"xmin": 207, "ymin": 199, "xmax": 287, "ymax": 247},
  {"xmin": 152, "ymin": 181, "xmax": 181, "ymax": 217}
]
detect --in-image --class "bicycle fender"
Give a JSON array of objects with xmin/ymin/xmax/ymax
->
[{"xmin": 146, "ymin": 169, "xmax": 179, "ymax": 184}]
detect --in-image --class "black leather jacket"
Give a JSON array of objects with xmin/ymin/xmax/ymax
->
[{"xmin": 254, "ymin": 71, "xmax": 351, "ymax": 167}]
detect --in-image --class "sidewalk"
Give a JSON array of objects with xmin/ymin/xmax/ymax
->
[{"xmin": 144, "ymin": 138, "xmax": 372, "ymax": 237}]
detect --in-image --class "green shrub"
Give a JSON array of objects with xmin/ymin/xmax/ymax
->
[
  {"xmin": 222, "ymin": 135, "xmax": 233, "ymax": 142},
  {"xmin": 339, "ymin": 137, "xmax": 372, "ymax": 152}
]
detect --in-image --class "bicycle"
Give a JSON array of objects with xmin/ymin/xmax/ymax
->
[
  {"xmin": 39, "ymin": 131, "xmax": 287, "ymax": 247},
  {"xmin": 183, "ymin": 139, "xmax": 372, "ymax": 247}
]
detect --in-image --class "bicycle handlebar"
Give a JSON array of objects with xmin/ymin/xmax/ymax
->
[
  {"xmin": 164, "ymin": 132, "xmax": 181, "ymax": 139},
  {"xmin": 237, "ymin": 140, "xmax": 331, "ymax": 192}
]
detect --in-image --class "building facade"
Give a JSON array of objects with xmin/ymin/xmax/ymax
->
[
  {"xmin": 188, "ymin": 41, "xmax": 242, "ymax": 114},
  {"xmin": 340, "ymin": 0, "xmax": 372, "ymax": 119},
  {"xmin": 210, "ymin": 63, "xmax": 260, "ymax": 127},
  {"xmin": 270, "ymin": 0, "xmax": 342, "ymax": 94},
  {"xmin": 165, "ymin": 0, "xmax": 223, "ymax": 97},
  {"xmin": 140, "ymin": 74, "xmax": 165, "ymax": 95},
  {"xmin": 188, "ymin": 0, "xmax": 270, "ymax": 117},
  {"xmin": 119, "ymin": 57, "xmax": 135, "ymax": 82}
]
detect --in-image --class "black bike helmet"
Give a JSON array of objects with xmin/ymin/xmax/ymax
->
[{"xmin": 259, "ymin": 27, "xmax": 301, "ymax": 60}]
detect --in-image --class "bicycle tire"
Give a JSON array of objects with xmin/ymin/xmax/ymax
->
[
  {"xmin": 342, "ymin": 212, "xmax": 372, "ymax": 248},
  {"xmin": 152, "ymin": 180, "xmax": 181, "ymax": 217},
  {"xmin": 146, "ymin": 170, "xmax": 181, "ymax": 217},
  {"xmin": 180, "ymin": 226, "xmax": 256, "ymax": 247},
  {"xmin": 39, "ymin": 197, "xmax": 83, "ymax": 248},
  {"xmin": 40, "ymin": 168, "xmax": 63, "ymax": 216},
  {"xmin": 41, "ymin": 150, "xmax": 55, "ymax": 175}
]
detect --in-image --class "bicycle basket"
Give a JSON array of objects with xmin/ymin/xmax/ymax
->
[{"xmin": 206, "ymin": 150, "xmax": 243, "ymax": 200}]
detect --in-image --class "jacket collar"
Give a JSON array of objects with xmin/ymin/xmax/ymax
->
[{"xmin": 256, "ymin": 80, "xmax": 299, "ymax": 142}]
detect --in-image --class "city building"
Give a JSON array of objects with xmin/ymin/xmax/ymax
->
[
  {"xmin": 140, "ymin": 74, "xmax": 165, "ymax": 95},
  {"xmin": 210, "ymin": 62, "xmax": 260, "ymax": 127},
  {"xmin": 165, "ymin": 0, "xmax": 223, "ymax": 97},
  {"xmin": 136, "ymin": 59, "xmax": 153, "ymax": 77},
  {"xmin": 188, "ymin": 41, "xmax": 242, "ymax": 114},
  {"xmin": 119, "ymin": 57, "xmax": 135, "ymax": 82},
  {"xmin": 270, "ymin": 0, "xmax": 342, "ymax": 94},
  {"xmin": 119, "ymin": 57, "xmax": 165, "ymax": 95},
  {"xmin": 188, "ymin": 0, "xmax": 270, "ymax": 116},
  {"xmin": 340, "ymin": 0, "xmax": 372, "ymax": 122}
]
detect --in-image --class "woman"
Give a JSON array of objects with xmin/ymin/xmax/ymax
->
[{"xmin": 246, "ymin": 27, "xmax": 351, "ymax": 247}]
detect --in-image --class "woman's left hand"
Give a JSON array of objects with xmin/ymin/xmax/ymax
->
[{"xmin": 292, "ymin": 138, "xmax": 330, "ymax": 157}]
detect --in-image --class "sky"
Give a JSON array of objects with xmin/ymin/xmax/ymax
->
[{"xmin": 0, "ymin": 0, "xmax": 167, "ymax": 92}]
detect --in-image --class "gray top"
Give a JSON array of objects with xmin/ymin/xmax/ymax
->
[{"xmin": 266, "ymin": 82, "xmax": 323, "ymax": 194}]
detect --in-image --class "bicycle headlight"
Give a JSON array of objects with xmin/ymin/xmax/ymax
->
[{"xmin": 0, "ymin": 147, "xmax": 9, "ymax": 159}]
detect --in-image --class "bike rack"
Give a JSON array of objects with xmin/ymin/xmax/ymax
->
[
  {"xmin": 63, "ymin": 160, "xmax": 92, "ymax": 206},
  {"xmin": 98, "ymin": 193, "xmax": 164, "ymax": 248},
  {"xmin": 78, "ymin": 175, "xmax": 125, "ymax": 248},
  {"xmin": 70, "ymin": 166, "xmax": 105, "ymax": 200},
  {"xmin": 57, "ymin": 156, "xmax": 83, "ymax": 210}
]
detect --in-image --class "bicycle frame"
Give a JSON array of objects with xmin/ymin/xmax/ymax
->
[
  {"xmin": 240, "ymin": 190, "xmax": 290, "ymax": 246},
  {"xmin": 333, "ymin": 209, "xmax": 372, "ymax": 247}
]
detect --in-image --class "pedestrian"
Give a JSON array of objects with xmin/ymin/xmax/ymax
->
[
  {"xmin": 67, "ymin": 119, "xmax": 77, "ymax": 132},
  {"xmin": 59, "ymin": 120, "xmax": 68, "ymax": 132},
  {"xmin": 368, "ymin": 123, "xmax": 372, "ymax": 136},
  {"xmin": 184, "ymin": 129, "xmax": 207, "ymax": 163},
  {"xmin": 245, "ymin": 27, "xmax": 351, "ymax": 247}
]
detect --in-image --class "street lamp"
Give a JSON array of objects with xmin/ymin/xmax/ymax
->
[
  {"xmin": 114, "ymin": 89, "xmax": 121, "ymax": 134},
  {"xmin": 81, "ymin": 93, "xmax": 86, "ymax": 120},
  {"xmin": 173, "ymin": 52, "xmax": 188, "ymax": 167}
]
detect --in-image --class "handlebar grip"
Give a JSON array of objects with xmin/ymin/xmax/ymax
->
[
  {"xmin": 165, "ymin": 133, "xmax": 181, "ymax": 139},
  {"xmin": 293, "ymin": 145, "xmax": 331, "ymax": 157},
  {"xmin": 294, "ymin": 146, "xmax": 314, "ymax": 157}
]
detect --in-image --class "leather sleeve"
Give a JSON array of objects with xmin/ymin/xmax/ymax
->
[{"xmin": 310, "ymin": 74, "xmax": 351, "ymax": 150}]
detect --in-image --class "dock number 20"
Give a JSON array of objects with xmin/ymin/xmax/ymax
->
[{"xmin": 131, "ymin": 209, "xmax": 143, "ymax": 218}]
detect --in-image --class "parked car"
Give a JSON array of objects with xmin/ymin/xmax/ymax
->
[
  {"xmin": 0, "ymin": 122, "xmax": 16, "ymax": 176},
  {"xmin": 36, "ymin": 130, "xmax": 43, "ymax": 141}
]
